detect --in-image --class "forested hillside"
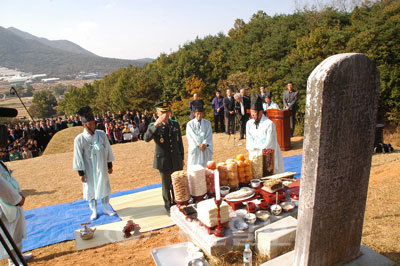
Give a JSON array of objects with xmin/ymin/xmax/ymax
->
[{"xmin": 59, "ymin": 0, "xmax": 400, "ymax": 132}]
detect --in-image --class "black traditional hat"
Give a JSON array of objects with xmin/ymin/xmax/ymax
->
[
  {"xmin": 250, "ymin": 93, "xmax": 264, "ymax": 111},
  {"xmin": 192, "ymin": 100, "xmax": 204, "ymax": 112},
  {"xmin": 77, "ymin": 106, "xmax": 94, "ymax": 123},
  {"xmin": 154, "ymin": 101, "xmax": 171, "ymax": 112}
]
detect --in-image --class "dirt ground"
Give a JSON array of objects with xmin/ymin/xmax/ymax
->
[{"xmin": 0, "ymin": 131, "xmax": 399, "ymax": 265}]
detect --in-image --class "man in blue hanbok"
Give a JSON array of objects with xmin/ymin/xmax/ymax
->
[
  {"xmin": 186, "ymin": 101, "xmax": 213, "ymax": 167},
  {"xmin": 73, "ymin": 106, "xmax": 116, "ymax": 220}
]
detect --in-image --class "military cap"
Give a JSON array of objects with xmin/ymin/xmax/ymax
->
[
  {"xmin": 250, "ymin": 93, "xmax": 264, "ymax": 111},
  {"xmin": 154, "ymin": 101, "xmax": 171, "ymax": 112}
]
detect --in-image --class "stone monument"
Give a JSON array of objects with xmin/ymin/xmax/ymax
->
[{"xmin": 262, "ymin": 53, "xmax": 394, "ymax": 265}]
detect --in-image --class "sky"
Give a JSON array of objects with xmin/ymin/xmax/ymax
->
[{"xmin": 1, "ymin": 0, "xmax": 300, "ymax": 60}]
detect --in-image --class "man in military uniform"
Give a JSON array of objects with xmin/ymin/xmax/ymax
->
[{"xmin": 144, "ymin": 101, "xmax": 184, "ymax": 212}]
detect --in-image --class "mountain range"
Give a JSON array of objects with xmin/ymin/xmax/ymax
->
[{"xmin": 0, "ymin": 27, "xmax": 153, "ymax": 77}]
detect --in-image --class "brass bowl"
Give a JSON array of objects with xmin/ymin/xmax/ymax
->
[
  {"xmin": 270, "ymin": 204, "xmax": 282, "ymax": 216},
  {"xmin": 244, "ymin": 213, "xmax": 257, "ymax": 224},
  {"xmin": 280, "ymin": 201, "xmax": 296, "ymax": 212},
  {"xmin": 80, "ymin": 228, "xmax": 96, "ymax": 240},
  {"xmin": 255, "ymin": 210, "xmax": 271, "ymax": 221}
]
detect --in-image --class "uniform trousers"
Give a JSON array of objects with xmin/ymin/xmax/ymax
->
[{"xmin": 158, "ymin": 169, "xmax": 175, "ymax": 212}]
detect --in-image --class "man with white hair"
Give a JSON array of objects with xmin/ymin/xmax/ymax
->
[{"xmin": 234, "ymin": 89, "xmax": 250, "ymax": 140}]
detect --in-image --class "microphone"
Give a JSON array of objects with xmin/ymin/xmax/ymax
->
[{"xmin": 0, "ymin": 108, "xmax": 18, "ymax": 118}]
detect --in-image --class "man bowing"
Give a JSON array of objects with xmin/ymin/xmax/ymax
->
[
  {"xmin": 73, "ymin": 106, "xmax": 116, "ymax": 220},
  {"xmin": 186, "ymin": 101, "xmax": 213, "ymax": 167}
]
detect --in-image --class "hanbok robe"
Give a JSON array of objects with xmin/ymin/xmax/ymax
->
[
  {"xmin": 0, "ymin": 163, "xmax": 26, "ymax": 259},
  {"xmin": 186, "ymin": 118, "xmax": 213, "ymax": 167},
  {"xmin": 263, "ymin": 101, "xmax": 280, "ymax": 111},
  {"xmin": 246, "ymin": 114, "xmax": 284, "ymax": 174},
  {"xmin": 73, "ymin": 129, "xmax": 114, "ymax": 201}
]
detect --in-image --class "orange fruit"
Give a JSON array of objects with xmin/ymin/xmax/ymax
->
[
  {"xmin": 244, "ymin": 159, "xmax": 251, "ymax": 165},
  {"xmin": 237, "ymin": 160, "xmax": 245, "ymax": 167},
  {"xmin": 236, "ymin": 154, "xmax": 245, "ymax": 161}
]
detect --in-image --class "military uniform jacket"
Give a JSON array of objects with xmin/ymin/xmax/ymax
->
[{"xmin": 144, "ymin": 119, "xmax": 184, "ymax": 171}]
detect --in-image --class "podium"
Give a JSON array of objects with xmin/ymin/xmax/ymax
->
[{"xmin": 266, "ymin": 109, "xmax": 291, "ymax": 151}]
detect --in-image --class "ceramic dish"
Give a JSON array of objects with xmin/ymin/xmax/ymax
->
[
  {"xmin": 255, "ymin": 210, "xmax": 271, "ymax": 221},
  {"xmin": 280, "ymin": 201, "xmax": 296, "ymax": 212},
  {"xmin": 250, "ymin": 179, "xmax": 262, "ymax": 188},
  {"xmin": 220, "ymin": 186, "xmax": 230, "ymax": 196}
]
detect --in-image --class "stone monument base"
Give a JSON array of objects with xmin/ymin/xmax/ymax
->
[{"xmin": 260, "ymin": 245, "xmax": 395, "ymax": 266}]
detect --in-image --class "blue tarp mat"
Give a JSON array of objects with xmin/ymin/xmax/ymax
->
[
  {"xmin": 283, "ymin": 154, "xmax": 302, "ymax": 179},
  {"xmin": 22, "ymin": 183, "xmax": 162, "ymax": 252},
  {"xmin": 22, "ymin": 155, "xmax": 302, "ymax": 252}
]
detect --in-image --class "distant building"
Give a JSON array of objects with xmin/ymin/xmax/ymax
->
[{"xmin": 41, "ymin": 78, "xmax": 60, "ymax": 83}]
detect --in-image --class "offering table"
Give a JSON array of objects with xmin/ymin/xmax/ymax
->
[{"xmin": 170, "ymin": 198, "xmax": 297, "ymax": 257}]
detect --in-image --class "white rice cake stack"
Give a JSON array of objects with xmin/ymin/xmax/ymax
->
[{"xmin": 196, "ymin": 198, "xmax": 230, "ymax": 228}]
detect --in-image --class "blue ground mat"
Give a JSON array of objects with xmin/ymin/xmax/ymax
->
[
  {"xmin": 22, "ymin": 183, "xmax": 162, "ymax": 252},
  {"xmin": 22, "ymin": 155, "xmax": 302, "ymax": 252},
  {"xmin": 283, "ymin": 154, "xmax": 302, "ymax": 178}
]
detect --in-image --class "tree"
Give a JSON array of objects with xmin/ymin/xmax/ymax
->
[{"xmin": 29, "ymin": 90, "xmax": 57, "ymax": 118}]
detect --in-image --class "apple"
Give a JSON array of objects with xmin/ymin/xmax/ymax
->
[{"xmin": 206, "ymin": 160, "xmax": 216, "ymax": 170}]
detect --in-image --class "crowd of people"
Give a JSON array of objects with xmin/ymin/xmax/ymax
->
[
  {"xmin": 0, "ymin": 110, "xmax": 158, "ymax": 162},
  {"xmin": 1, "ymin": 82, "xmax": 297, "ymax": 164},
  {"xmin": 207, "ymin": 82, "xmax": 298, "ymax": 138}
]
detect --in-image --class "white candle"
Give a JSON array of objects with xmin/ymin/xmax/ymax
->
[{"xmin": 214, "ymin": 169, "xmax": 221, "ymax": 201}]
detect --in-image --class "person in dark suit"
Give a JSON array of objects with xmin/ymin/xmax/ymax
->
[
  {"xmin": 144, "ymin": 101, "xmax": 184, "ymax": 212},
  {"xmin": 211, "ymin": 90, "xmax": 224, "ymax": 133},
  {"xmin": 234, "ymin": 89, "xmax": 251, "ymax": 139},
  {"xmin": 259, "ymin": 85, "xmax": 272, "ymax": 100},
  {"xmin": 283, "ymin": 82, "xmax": 298, "ymax": 136},
  {"xmin": 223, "ymin": 88, "xmax": 236, "ymax": 135}
]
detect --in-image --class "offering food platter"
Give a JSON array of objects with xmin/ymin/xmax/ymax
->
[{"xmin": 224, "ymin": 192, "xmax": 255, "ymax": 202}]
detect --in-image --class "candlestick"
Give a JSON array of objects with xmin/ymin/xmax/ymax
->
[
  {"xmin": 214, "ymin": 198, "xmax": 225, "ymax": 237},
  {"xmin": 214, "ymin": 169, "xmax": 221, "ymax": 201}
]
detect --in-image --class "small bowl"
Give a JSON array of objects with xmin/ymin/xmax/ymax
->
[
  {"xmin": 235, "ymin": 209, "xmax": 248, "ymax": 217},
  {"xmin": 244, "ymin": 213, "xmax": 257, "ymax": 224},
  {"xmin": 220, "ymin": 186, "xmax": 230, "ymax": 196},
  {"xmin": 250, "ymin": 179, "xmax": 262, "ymax": 188},
  {"xmin": 270, "ymin": 204, "xmax": 282, "ymax": 216},
  {"xmin": 255, "ymin": 210, "xmax": 271, "ymax": 221},
  {"xmin": 280, "ymin": 201, "xmax": 296, "ymax": 212}
]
